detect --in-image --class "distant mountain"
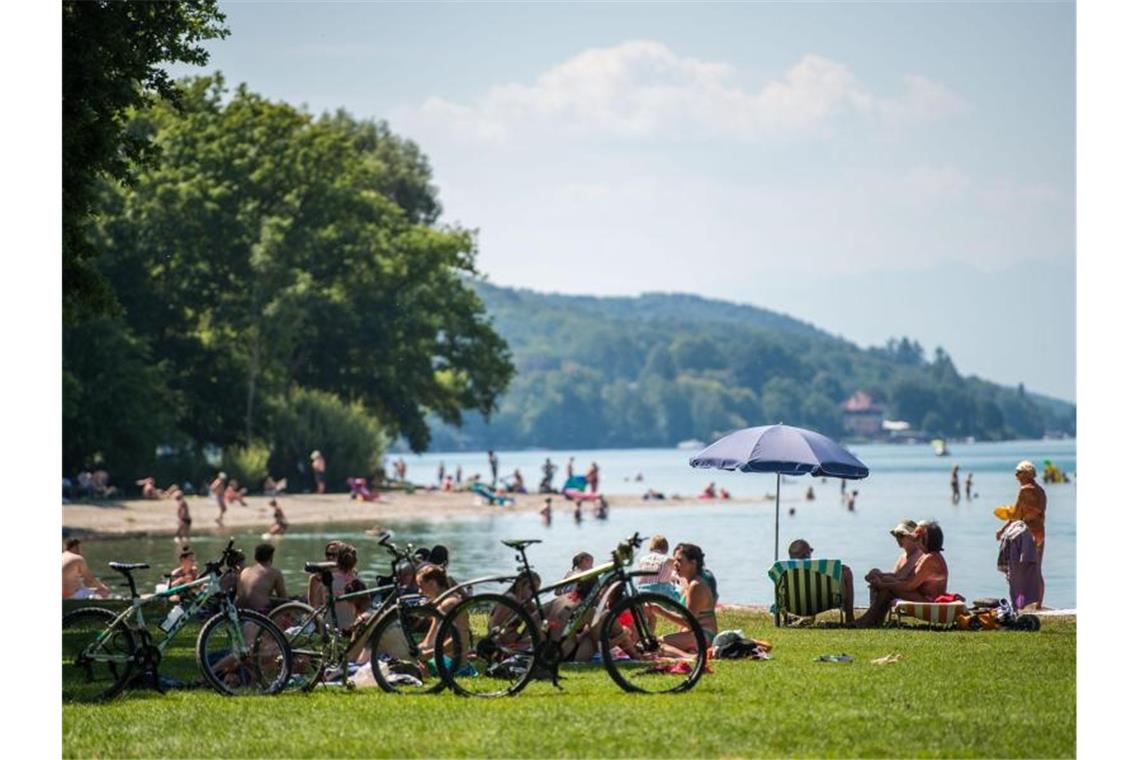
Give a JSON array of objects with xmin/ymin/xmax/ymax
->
[{"xmin": 409, "ymin": 280, "xmax": 1075, "ymax": 452}]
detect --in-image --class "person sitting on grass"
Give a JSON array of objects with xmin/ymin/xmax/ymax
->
[
  {"xmin": 863, "ymin": 520, "xmax": 921, "ymax": 608},
  {"xmin": 331, "ymin": 544, "xmax": 361, "ymax": 631},
  {"xmin": 555, "ymin": 552, "xmax": 594, "ymax": 596},
  {"xmin": 491, "ymin": 571, "xmax": 543, "ymax": 647},
  {"xmin": 787, "ymin": 539, "xmax": 856, "ymax": 625},
  {"xmin": 168, "ymin": 548, "xmax": 199, "ymax": 601},
  {"xmin": 658, "ymin": 543, "xmax": 717, "ymax": 652},
  {"xmin": 62, "ymin": 539, "xmax": 110, "ymax": 599},
  {"xmin": 236, "ymin": 543, "xmax": 288, "ymax": 614},
  {"xmin": 855, "ymin": 521, "xmax": 949, "ymax": 628},
  {"xmin": 412, "ymin": 564, "xmax": 471, "ymax": 669},
  {"xmin": 636, "ymin": 535, "xmax": 680, "ymax": 601}
]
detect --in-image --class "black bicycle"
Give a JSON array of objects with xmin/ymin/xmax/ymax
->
[
  {"xmin": 433, "ymin": 532, "xmax": 706, "ymax": 697},
  {"xmin": 268, "ymin": 532, "xmax": 460, "ymax": 693}
]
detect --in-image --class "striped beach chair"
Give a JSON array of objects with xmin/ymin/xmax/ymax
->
[
  {"xmin": 767, "ymin": 559, "xmax": 846, "ymax": 627},
  {"xmin": 889, "ymin": 600, "xmax": 967, "ymax": 629}
]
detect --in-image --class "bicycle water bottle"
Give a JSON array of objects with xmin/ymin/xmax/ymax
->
[{"xmin": 160, "ymin": 604, "xmax": 186, "ymax": 632}]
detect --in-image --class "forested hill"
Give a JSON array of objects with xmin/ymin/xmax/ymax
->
[{"xmin": 419, "ymin": 280, "xmax": 1076, "ymax": 451}]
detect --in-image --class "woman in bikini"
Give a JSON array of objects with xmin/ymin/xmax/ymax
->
[{"xmin": 657, "ymin": 543, "xmax": 717, "ymax": 653}]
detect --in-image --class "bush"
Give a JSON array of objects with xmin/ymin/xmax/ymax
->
[
  {"xmin": 221, "ymin": 441, "xmax": 271, "ymax": 490},
  {"xmin": 266, "ymin": 389, "xmax": 387, "ymax": 492}
]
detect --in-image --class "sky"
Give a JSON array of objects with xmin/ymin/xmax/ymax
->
[{"xmin": 169, "ymin": 1, "xmax": 1075, "ymax": 401}]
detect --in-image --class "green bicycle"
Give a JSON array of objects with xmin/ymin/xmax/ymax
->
[
  {"xmin": 62, "ymin": 540, "xmax": 293, "ymax": 701},
  {"xmin": 434, "ymin": 532, "xmax": 707, "ymax": 698}
]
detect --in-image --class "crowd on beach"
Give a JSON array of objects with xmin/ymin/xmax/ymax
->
[{"xmin": 64, "ymin": 445, "xmax": 1055, "ymax": 628}]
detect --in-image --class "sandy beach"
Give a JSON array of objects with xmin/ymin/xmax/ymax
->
[{"xmin": 62, "ymin": 491, "xmax": 711, "ymax": 538}]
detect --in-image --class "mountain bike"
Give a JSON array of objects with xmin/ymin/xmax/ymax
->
[
  {"xmin": 267, "ymin": 531, "xmax": 461, "ymax": 694},
  {"xmin": 433, "ymin": 532, "xmax": 706, "ymax": 697},
  {"xmin": 62, "ymin": 540, "xmax": 292, "ymax": 701}
]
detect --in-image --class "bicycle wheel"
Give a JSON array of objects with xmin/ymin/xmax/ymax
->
[
  {"xmin": 62, "ymin": 607, "xmax": 136, "ymax": 702},
  {"xmin": 196, "ymin": 608, "xmax": 293, "ymax": 696},
  {"xmin": 268, "ymin": 601, "xmax": 327, "ymax": 691},
  {"xmin": 368, "ymin": 603, "xmax": 462, "ymax": 694},
  {"xmin": 601, "ymin": 592, "xmax": 707, "ymax": 694},
  {"xmin": 435, "ymin": 593, "xmax": 540, "ymax": 698}
]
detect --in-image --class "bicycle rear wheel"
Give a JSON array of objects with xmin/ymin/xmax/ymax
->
[
  {"xmin": 368, "ymin": 603, "xmax": 462, "ymax": 694},
  {"xmin": 196, "ymin": 608, "xmax": 293, "ymax": 696},
  {"xmin": 62, "ymin": 607, "xmax": 136, "ymax": 702},
  {"xmin": 601, "ymin": 592, "xmax": 707, "ymax": 694},
  {"xmin": 268, "ymin": 601, "xmax": 327, "ymax": 691},
  {"xmin": 435, "ymin": 593, "xmax": 540, "ymax": 698}
]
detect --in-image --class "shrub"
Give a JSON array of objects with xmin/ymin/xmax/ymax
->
[
  {"xmin": 221, "ymin": 441, "xmax": 271, "ymax": 490},
  {"xmin": 266, "ymin": 389, "xmax": 387, "ymax": 492}
]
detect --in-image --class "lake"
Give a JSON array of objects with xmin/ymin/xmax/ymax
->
[{"xmin": 80, "ymin": 439, "xmax": 1076, "ymax": 610}]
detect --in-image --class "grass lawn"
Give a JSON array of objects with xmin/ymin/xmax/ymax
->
[{"xmin": 62, "ymin": 607, "xmax": 1075, "ymax": 758}]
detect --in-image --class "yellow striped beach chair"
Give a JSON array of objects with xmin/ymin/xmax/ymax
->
[
  {"xmin": 767, "ymin": 559, "xmax": 845, "ymax": 627},
  {"xmin": 889, "ymin": 600, "xmax": 967, "ymax": 629}
]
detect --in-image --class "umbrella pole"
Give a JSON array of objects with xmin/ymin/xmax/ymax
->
[{"xmin": 774, "ymin": 474, "xmax": 781, "ymax": 563}]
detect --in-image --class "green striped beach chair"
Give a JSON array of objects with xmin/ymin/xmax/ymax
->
[{"xmin": 768, "ymin": 559, "xmax": 846, "ymax": 627}]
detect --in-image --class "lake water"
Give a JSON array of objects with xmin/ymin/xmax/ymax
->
[{"xmin": 80, "ymin": 439, "xmax": 1076, "ymax": 610}]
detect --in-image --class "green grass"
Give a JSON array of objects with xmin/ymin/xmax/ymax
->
[{"xmin": 63, "ymin": 608, "xmax": 1075, "ymax": 758}]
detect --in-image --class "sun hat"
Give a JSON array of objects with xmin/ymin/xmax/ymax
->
[
  {"xmin": 1015, "ymin": 460, "xmax": 1036, "ymax": 477},
  {"xmin": 788, "ymin": 539, "xmax": 813, "ymax": 559},
  {"xmin": 889, "ymin": 520, "xmax": 918, "ymax": 537}
]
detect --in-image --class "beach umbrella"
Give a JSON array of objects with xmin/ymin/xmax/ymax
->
[{"xmin": 688, "ymin": 423, "xmax": 869, "ymax": 562}]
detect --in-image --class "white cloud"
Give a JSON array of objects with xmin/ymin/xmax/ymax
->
[{"xmin": 399, "ymin": 41, "xmax": 966, "ymax": 143}]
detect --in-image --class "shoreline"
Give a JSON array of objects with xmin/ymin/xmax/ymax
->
[{"xmin": 62, "ymin": 490, "xmax": 719, "ymax": 539}]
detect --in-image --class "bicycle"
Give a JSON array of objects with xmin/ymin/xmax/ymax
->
[
  {"xmin": 62, "ymin": 540, "xmax": 292, "ymax": 701},
  {"xmin": 433, "ymin": 532, "xmax": 707, "ymax": 697},
  {"xmin": 267, "ymin": 531, "xmax": 461, "ymax": 694}
]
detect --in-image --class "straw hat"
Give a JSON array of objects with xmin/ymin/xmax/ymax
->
[{"xmin": 889, "ymin": 520, "xmax": 917, "ymax": 537}]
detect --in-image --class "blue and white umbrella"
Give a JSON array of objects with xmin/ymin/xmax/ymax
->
[{"xmin": 689, "ymin": 423, "xmax": 869, "ymax": 562}]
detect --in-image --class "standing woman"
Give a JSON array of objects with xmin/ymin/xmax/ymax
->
[{"xmin": 997, "ymin": 460, "xmax": 1047, "ymax": 605}]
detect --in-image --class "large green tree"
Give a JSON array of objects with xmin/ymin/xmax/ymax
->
[
  {"xmin": 88, "ymin": 76, "xmax": 513, "ymax": 454},
  {"xmin": 63, "ymin": 0, "xmax": 228, "ymax": 323}
]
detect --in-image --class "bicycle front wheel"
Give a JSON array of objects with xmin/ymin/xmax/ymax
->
[
  {"xmin": 268, "ymin": 601, "xmax": 327, "ymax": 692},
  {"xmin": 196, "ymin": 608, "xmax": 293, "ymax": 696},
  {"xmin": 368, "ymin": 603, "xmax": 462, "ymax": 694},
  {"xmin": 436, "ymin": 593, "xmax": 540, "ymax": 698},
  {"xmin": 601, "ymin": 592, "xmax": 707, "ymax": 694},
  {"xmin": 62, "ymin": 606, "xmax": 136, "ymax": 703}
]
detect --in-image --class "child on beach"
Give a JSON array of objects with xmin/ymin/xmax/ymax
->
[
  {"xmin": 268, "ymin": 498, "xmax": 288, "ymax": 535},
  {"xmin": 174, "ymin": 491, "xmax": 191, "ymax": 542}
]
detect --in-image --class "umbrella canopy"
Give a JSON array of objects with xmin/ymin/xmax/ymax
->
[
  {"xmin": 688, "ymin": 424, "xmax": 869, "ymax": 478},
  {"xmin": 689, "ymin": 424, "xmax": 869, "ymax": 561}
]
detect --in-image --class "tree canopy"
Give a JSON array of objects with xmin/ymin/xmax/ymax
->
[{"xmin": 64, "ymin": 76, "xmax": 513, "ymax": 476}]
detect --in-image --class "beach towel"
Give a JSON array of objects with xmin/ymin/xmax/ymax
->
[{"xmin": 890, "ymin": 600, "xmax": 968, "ymax": 627}]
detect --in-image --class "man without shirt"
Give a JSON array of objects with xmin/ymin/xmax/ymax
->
[
  {"xmin": 236, "ymin": 543, "xmax": 287, "ymax": 613},
  {"xmin": 62, "ymin": 539, "xmax": 111, "ymax": 599}
]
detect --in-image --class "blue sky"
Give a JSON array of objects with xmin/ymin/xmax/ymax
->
[{"xmin": 170, "ymin": 1, "xmax": 1075, "ymax": 401}]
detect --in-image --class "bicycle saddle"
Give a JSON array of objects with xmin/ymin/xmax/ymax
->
[
  {"xmin": 304, "ymin": 561, "xmax": 337, "ymax": 574},
  {"xmin": 501, "ymin": 539, "xmax": 542, "ymax": 551},
  {"xmin": 108, "ymin": 562, "xmax": 149, "ymax": 572}
]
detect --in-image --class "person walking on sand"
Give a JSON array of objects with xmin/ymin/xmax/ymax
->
[
  {"xmin": 996, "ymin": 460, "xmax": 1047, "ymax": 606},
  {"xmin": 210, "ymin": 471, "xmax": 227, "ymax": 526},
  {"xmin": 268, "ymin": 498, "xmax": 289, "ymax": 535},
  {"xmin": 950, "ymin": 465, "xmax": 961, "ymax": 504},
  {"xmin": 586, "ymin": 462, "xmax": 600, "ymax": 493},
  {"xmin": 311, "ymin": 450, "xmax": 327, "ymax": 494},
  {"xmin": 62, "ymin": 539, "xmax": 111, "ymax": 599},
  {"xmin": 174, "ymin": 490, "xmax": 192, "ymax": 543},
  {"xmin": 540, "ymin": 457, "xmax": 556, "ymax": 493},
  {"xmin": 488, "ymin": 450, "xmax": 499, "ymax": 487}
]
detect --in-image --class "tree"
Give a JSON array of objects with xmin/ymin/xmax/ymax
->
[
  {"xmin": 63, "ymin": 0, "xmax": 228, "ymax": 323},
  {"xmin": 92, "ymin": 77, "xmax": 513, "ymax": 453}
]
